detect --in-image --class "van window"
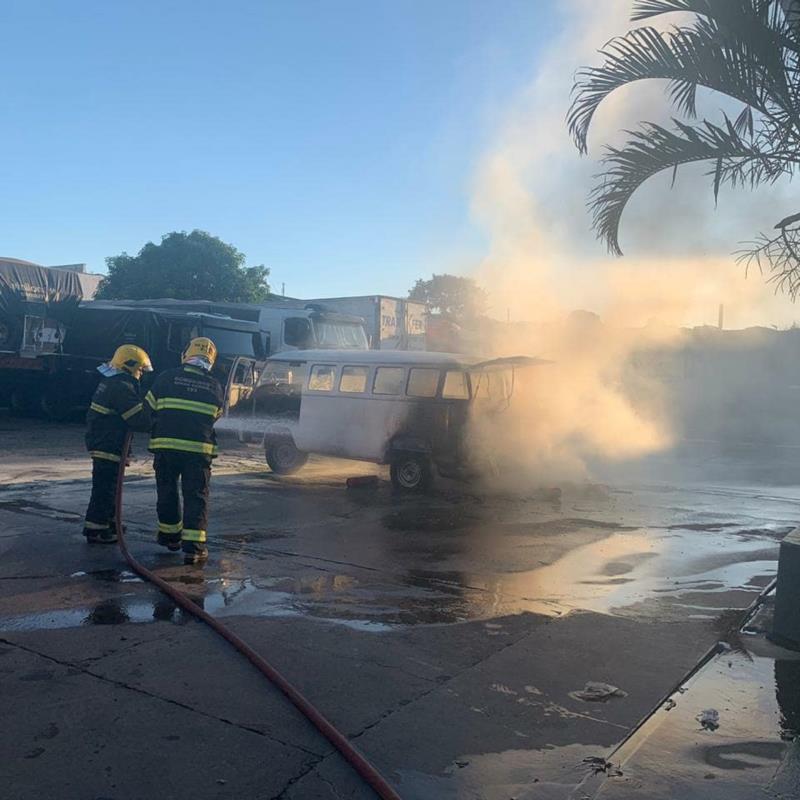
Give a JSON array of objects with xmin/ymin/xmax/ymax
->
[
  {"xmin": 253, "ymin": 361, "xmax": 304, "ymax": 421},
  {"xmin": 373, "ymin": 367, "xmax": 405, "ymax": 395},
  {"xmin": 340, "ymin": 366, "xmax": 369, "ymax": 393},
  {"xmin": 442, "ymin": 370, "xmax": 469, "ymax": 400},
  {"xmin": 232, "ymin": 360, "xmax": 255, "ymax": 386},
  {"xmin": 309, "ymin": 364, "xmax": 336, "ymax": 391},
  {"xmin": 407, "ymin": 368, "xmax": 439, "ymax": 398}
]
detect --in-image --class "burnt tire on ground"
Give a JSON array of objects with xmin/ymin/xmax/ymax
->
[
  {"xmin": 390, "ymin": 452, "xmax": 433, "ymax": 492},
  {"xmin": 265, "ymin": 438, "xmax": 309, "ymax": 475}
]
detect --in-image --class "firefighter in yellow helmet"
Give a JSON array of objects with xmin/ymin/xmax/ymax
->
[
  {"xmin": 83, "ymin": 345, "xmax": 153, "ymax": 543},
  {"xmin": 145, "ymin": 337, "xmax": 224, "ymax": 564}
]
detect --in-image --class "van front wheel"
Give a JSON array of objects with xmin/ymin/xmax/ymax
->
[
  {"xmin": 265, "ymin": 439, "xmax": 308, "ymax": 475},
  {"xmin": 390, "ymin": 452, "xmax": 433, "ymax": 492}
]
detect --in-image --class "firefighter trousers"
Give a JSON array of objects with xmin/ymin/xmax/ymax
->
[
  {"xmin": 84, "ymin": 457, "xmax": 120, "ymax": 532},
  {"xmin": 154, "ymin": 451, "xmax": 211, "ymax": 546}
]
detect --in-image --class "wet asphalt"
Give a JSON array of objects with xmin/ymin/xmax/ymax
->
[{"xmin": 0, "ymin": 417, "xmax": 798, "ymax": 799}]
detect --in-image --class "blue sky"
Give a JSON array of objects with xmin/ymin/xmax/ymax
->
[{"xmin": 0, "ymin": 0, "xmax": 558, "ymax": 298}]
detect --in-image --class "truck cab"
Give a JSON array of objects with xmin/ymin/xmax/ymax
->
[{"xmin": 108, "ymin": 299, "xmax": 370, "ymax": 354}]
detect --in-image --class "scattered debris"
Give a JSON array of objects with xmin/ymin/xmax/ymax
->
[
  {"xmin": 697, "ymin": 708, "xmax": 720, "ymax": 731},
  {"xmin": 570, "ymin": 682, "xmax": 628, "ymax": 702},
  {"xmin": 583, "ymin": 756, "xmax": 623, "ymax": 776},
  {"xmin": 454, "ymin": 759, "xmax": 470, "ymax": 769},
  {"xmin": 490, "ymin": 683, "xmax": 518, "ymax": 696},
  {"xmin": 664, "ymin": 699, "xmax": 677, "ymax": 711}
]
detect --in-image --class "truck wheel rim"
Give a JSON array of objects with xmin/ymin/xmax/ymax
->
[{"xmin": 398, "ymin": 461, "xmax": 422, "ymax": 487}]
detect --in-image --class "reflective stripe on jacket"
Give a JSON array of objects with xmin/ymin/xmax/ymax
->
[
  {"xmin": 85, "ymin": 373, "xmax": 150, "ymax": 458},
  {"xmin": 147, "ymin": 365, "xmax": 224, "ymax": 461}
]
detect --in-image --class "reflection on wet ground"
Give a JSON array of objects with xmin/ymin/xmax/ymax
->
[
  {"xmin": 0, "ymin": 510, "xmax": 787, "ymax": 633},
  {"xmin": 397, "ymin": 743, "xmax": 605, "ymax": 800},
  {"xmin": 593, "ymin": 602, "xmax": 800, "ymax": 800}
]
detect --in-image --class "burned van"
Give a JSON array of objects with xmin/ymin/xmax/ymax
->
[{"xmin": 222, "ymin": 349, "xmax": 544, "ymax": 491}]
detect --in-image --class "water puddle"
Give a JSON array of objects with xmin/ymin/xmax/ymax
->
[
  {"xmin": 396, "ymin": 743, "xmax": 604, "ymax": 800},
  {"xmin": 0, "ymin": 597, "xmax": 166, "ymax": 630},
  {"xmin": 591, "ymin": 648, "xmax": 800, "ymax": 799}
]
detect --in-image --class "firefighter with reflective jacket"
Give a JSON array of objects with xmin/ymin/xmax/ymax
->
[
  {"xmin": 83, "ymin": 345, "xmax": 153, "ymax": 543},
  {"xmin": 146, "ymin": 337, "xmax": 223, "ymax": 564}
]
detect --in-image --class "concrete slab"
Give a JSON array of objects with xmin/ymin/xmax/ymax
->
[
  {"xmin": 0, "ymin": 641, "xmax": 318, "ymax": 800},
  {"xmin": 1, "ymin": 419, "xmax": 795, "ymax": 799}
]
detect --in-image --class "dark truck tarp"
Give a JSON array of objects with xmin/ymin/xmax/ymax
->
[
  {"xmin": 64, "ymin": 304, "xmax": 264, "ymax": 372},
  {"xmin": 62, "ymin": 306, "xmax": 169, "ymax": 363},
  {"xmin": 0, "ymin": 261, "xmax": 88, "ymax": 352},
  {"xmin": 0, "ymin": 261, "xmax": 85, "ymax": 322}
]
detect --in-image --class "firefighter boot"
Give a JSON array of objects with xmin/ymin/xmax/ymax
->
[
  {"xmin": 157, "ymin": 532, "xmax": 182, "ymax": 552},
  {"xmin": 84, "ymin": 525, "xmax": 118, "ymax": 544},
  {"xmin": 182, "ymin": 542, "xmax": 208, "ymax": 565}
]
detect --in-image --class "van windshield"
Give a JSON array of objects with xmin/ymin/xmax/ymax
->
[
  {"xmin": 312, "ymin": 319, "xmax": 368, "ymax": 349},
  {"xmin": 252, "ymin": 360, "xmax": 305, "ymax": 421}
]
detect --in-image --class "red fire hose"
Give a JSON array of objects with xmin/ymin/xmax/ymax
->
[{"xmin": 113, "ymin": 434, "xmax": 402, "ymax": 800}]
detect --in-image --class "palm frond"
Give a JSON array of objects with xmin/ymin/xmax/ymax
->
[
  {"xmin": 590, "ymin": 117, "xmax": 793, "ymax": 255},
  {"xmin": 633, "ymin": 1, "xmax": 773, "ymax": 24},
  {"xmin": 568, "ymin": 22, "xmax": 791, "ymax": 153},
  {"xmin": 633, "ymin": 0, "xmax": 800, "ymax": 59},
  {"xmin": 737, "ymin": 215, "xmax": 800, "ymax": 299}
]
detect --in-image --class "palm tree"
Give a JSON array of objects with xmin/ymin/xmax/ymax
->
[{"xmin": 568, "ymin": 0, "xmax": 800, "ymax": 296}]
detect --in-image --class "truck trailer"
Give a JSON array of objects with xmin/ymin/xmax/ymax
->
[
  {"xmin": 305, "ymin": 295, "xmax": 428, "ymax": 350},
  {"xmin": 0, "ymin": 281, "xmax": 266, "ymax": 418}
]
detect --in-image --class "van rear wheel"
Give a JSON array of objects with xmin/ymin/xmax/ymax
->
[
  {"xmin": 390, "ymin": 452, "xmax": 433, "ymax": 492},
  {"xmin": 265, "ymin": 438, "xmax": 308, "ymax": 475}
]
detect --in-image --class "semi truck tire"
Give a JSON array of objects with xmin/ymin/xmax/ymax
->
[
  {"xmin": 9, "ymin": 387, "xmax": 37, "ymax": 416},
  {"xmin": 40, "ymin": 388, "xmax": 75, "ymax": 421}
]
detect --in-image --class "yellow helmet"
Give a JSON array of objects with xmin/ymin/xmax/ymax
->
[
  {"xmin": 182, "ymin": 336, "xmax": 217, "ymax": 368},
  {"xmin": 110, "ymin": 344, "xmax": 153, "ymax": 379}
]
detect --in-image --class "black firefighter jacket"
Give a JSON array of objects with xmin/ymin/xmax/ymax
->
[
  {"xmin": 145, "ymin": 365, "xmax": 224, "ymax": 462},
  {"xmin": 85, "ymin": 373, "xmax": 151, "ymax": 462}
]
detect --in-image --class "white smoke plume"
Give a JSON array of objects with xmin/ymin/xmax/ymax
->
[{"xmin": 465, "ymin": 0, "xmax": 800, "ymax": 485}]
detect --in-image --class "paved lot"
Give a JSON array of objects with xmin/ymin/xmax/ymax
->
[{"xmin": 0, "ymin": 417, "xmax": 796, "ymax": 799}]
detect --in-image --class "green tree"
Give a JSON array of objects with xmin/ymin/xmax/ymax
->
[
  {"xmin": 97, "ymin": 230, "xmax": 270, "ymax": 302},
  {"xmin": 409, "ymin": 273, "xmax": 489, "ymax": 319},
  {"xmin": 568, "ymin": 0, "xmax": 800, "ymax": 295}
]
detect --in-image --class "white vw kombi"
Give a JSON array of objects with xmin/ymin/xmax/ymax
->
[{"xmin": 224, "ymin": 349, "xmax": 541, "ymax": 491}]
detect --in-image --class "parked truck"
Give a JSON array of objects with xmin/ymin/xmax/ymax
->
[
  {"xmin": 0, "ymin": 275, "xmax": 266, "ymax": 418},
  {"xmin": 103, "ymin": 298, "xmax": 371, "ymax": 353},
  {"xmin": 306, "ymin": 295, "xmax": 428, "ymax": 350}
]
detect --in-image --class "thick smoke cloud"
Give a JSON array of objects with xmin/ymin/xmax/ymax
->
[{"xmin": 465, "ymin": 0, "xmax": 799, "ymax": 485}]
